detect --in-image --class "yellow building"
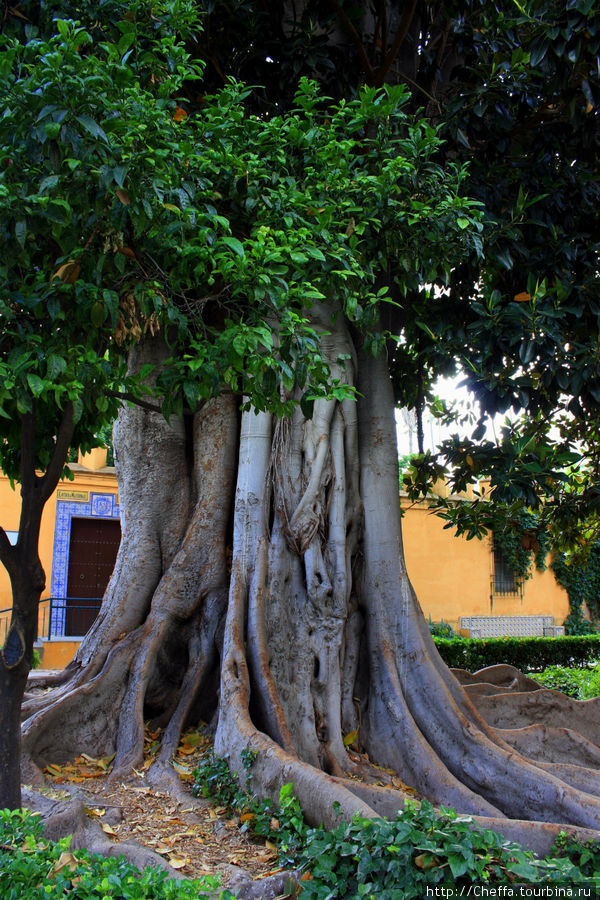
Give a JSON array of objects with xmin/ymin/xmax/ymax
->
[
  {"xmin": 0, "ymin": 461, "xmax": 570, "ymax": 669},
  {"xmin": 0, "ymin": 448, "xmax": 120, "ymax": 669},
  {"xmin": 400, "ymin": 491, "xmax": 569, "ymax": 634}
]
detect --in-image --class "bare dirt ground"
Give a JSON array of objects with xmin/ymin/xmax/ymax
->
[{"xmin": 24, "ymin": 723, "xmax": 292, "ymax": 896}]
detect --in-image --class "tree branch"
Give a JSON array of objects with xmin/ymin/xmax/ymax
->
[
  {"xmin": 327, "ymin": 0, "xmax": 375, "ymax": 84},
  {"xmin": 396, "ymin": 70, "xmax": 442, "ymax": 113},
  {"xmin": 375, "ymin": 0, "xmax": 419, "ymax": 85},
  {"xmin": 106, "ymin": 389, "xmax": 164, "ymax": 415},
  {"xmin": 380, "ymin": 0, "xmax": 388, "ymax": 62},
  {"xmin": 107, "ymin": 389, "xmax": 206, "ymax": 418},
  {"xmin": 0, "ymin": 525, "xmax": 16, "ymax": 576},
  {"xmin": 19, "ymin": 411, "xmax": 37, "ymax": 496},
  {"xmin": 39, "ymin": 402, "xmax": 75, "ymax": 504}
]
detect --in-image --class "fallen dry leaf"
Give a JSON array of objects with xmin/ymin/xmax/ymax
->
[
  {"xmin": 85, "ymin": 807, "xmax": 106, "ymax": 818},
  {"xmin": 51, "ymin": 851, "xmax": 79, "ymax": 875},
  {"xmin": 256, "ymin": 867, "xmax": 285, "ymax": 879}
]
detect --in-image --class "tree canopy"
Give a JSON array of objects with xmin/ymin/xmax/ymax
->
[{"xmin": 4, "ymin": 0, "xmax": 598, "ymax": 522}]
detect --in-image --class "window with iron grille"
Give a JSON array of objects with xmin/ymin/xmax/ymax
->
[{"xmin": 492, "ymin": 540, "xmax": 521, "ymax": 596}]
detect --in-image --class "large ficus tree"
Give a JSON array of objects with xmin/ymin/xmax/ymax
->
[{"xmin": 4, "ymin": 0, "xmax": 600, "ymax": 854}]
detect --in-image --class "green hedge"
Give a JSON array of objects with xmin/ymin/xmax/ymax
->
[{"xmin": 433, "ymin": 635, "xmax": 600, "ymax": 673}]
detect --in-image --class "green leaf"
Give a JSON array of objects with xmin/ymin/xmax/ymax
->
[
  {"xmin": 290, "ymin": 250, "xmax": 308, "ymax": 264},
  {"xmin": 90, "ymin": 302, "xmax": 107, "ymax": 327},
  {"xmin": 262, "ymin": 367, "xmax": 277, "ymax": 396},
  {"xmin": 46, "ymin": 355, "xmax": 67, "ymax": 380},
  {"xmin": 507, "ymin": 859, "xmax": 539, "ymax": 880},
  {"xmin": 75, "ymin": 114, "xmax": 109, "ymax": 144},
  {"xmin": 221, "ymin": 236, "xmax": 245, "ymax": 258},
  {"xmin": 39, "ymin": 175, "xmax": 60, "ymax": 194},
  {"xmin": 183, "ymin": 381, "xmax": 198, "ymax": 409},
  {"xmin": 448, "ymin": 852, "xmax": 469, "ymax": 878},
  {"xmin": 15, "ymin": 220, "xmax": 26, "ymax": 248},
  {"xmin": 300, "ymin": 391, "xmax": 315, "ymax": 420},
  {"xmin": 26, "ymin": 374, "xmax": 45, "ymax": 398},
  {"xmin": 112, "ymin": 165, "xmax": 128, "ymax": 189}
]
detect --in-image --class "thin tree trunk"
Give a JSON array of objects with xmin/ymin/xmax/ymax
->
[{"xmin": 0, "ymin": 577, "xmax": 40, "ymax": 808}]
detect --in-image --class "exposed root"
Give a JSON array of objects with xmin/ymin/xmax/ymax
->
[
  {"xmin": 472, "ymin": 690, "xmax": 600, "ymax": 745},
  {"xmin": 24, "ymin": 325, "xmax": 600, "ymax": 856},
  {"xmin": 498, "ymin": 724, "xmax": 600, "ymax": 768},
  {"xmin": 452, "ymin": 665, "xmax": 542, "ymax": 693},
  {"xmin": 22, "ymin": 787, "xmax": 184, "ymax": 878},
  {"xmin": 23, "ymin": 390, "xmax": 236, "ymax": 787},
  {"xmin": 26, "ymin": 665, "xmax": 79, "ymax": 691},
  {"xmin": 23, "ymin": 634, "xmax": 138, "ymax": 767}
]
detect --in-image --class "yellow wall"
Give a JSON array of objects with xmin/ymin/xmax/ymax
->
[
  {"xmin": 37, "ymin": 640, "xmax": 80, "ymax": 670},
  {"xmin": 0, "ymin": 463, "xmax": 118, "ymax": 609},
  {"xmin": 0, "ymin": 474, "xmax": 58, "ymax": 608},
  {"xmin": 0, "ymin": 460, "xmax": 118, "ymax": 668},
  {"xmin": 401, "ymin": 494, "xmax": 570, "ymax": 629}
]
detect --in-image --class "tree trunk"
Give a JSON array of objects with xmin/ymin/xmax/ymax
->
[
  {"xmin": 0, "ymin": 403, "xmax": 74, "ymax": 808},
  {"xmin": 1, "ymin": 560, "xmax": 45, "ymax": 808},
  {"xmin": 20, "ymin": 323, "xmax": 600, "ymax": 850}
]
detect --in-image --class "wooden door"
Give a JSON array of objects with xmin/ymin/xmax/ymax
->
[{"xmin": 65, "ymin": 517, "xmax": 121, "ymax": 635}]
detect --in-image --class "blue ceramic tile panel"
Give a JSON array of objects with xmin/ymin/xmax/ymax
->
[{"xmin": 49, "ymin": 493, "xmax": 120, "ymax": 637}]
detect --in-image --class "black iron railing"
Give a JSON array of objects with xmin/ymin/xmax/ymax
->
[
  {"xmin": 490, "ymin": 574, "xmax": 523, "ymax": 599},
  {"xmin": 0, "ymin": 597, "xmax": 101, "ymax": 645}
]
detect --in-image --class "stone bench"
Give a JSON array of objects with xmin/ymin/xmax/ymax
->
[{"xmin": 459, "ymin": 615, "xmax": 565, "ymax": 639}]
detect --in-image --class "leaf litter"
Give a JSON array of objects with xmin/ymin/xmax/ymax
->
[{"xmin": 42, "ymin": 725, "xmax": 281, "ymax": 882}]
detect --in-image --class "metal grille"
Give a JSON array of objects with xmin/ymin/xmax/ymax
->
[
  {"xmin": 0, "ymin": 597, "xmax": 102, "ymax": 647},
  {"xmin": 492, "ymin": 541, "xmax": 522, "ymax": 597}
]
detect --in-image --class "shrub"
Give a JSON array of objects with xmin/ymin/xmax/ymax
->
[
  {"xmin": 0, "ymin": 808, "xmax": 234, "ymax": 899},
  {"xmin": 427, "ymin": 619, "xmax": 455, "ymax": 638},
  {"xmin": 433, "ymin": 635, "xmax": 600, "ymax": 672},
  {"xmin": 552, "ymin": 831, "xmax": 600, "ymax": 878},
  {"xmin": 579, "ymin": 667, "xmax": 600, "ymax": 699},
  {"xmin": 528, "ymin": 665, "xmax": 595, "ymax": 698},
  {"xmin": 192, "ymin": 753, "xmax": 598, "ymax": 898},
  {"xmin": 563, "ymin": 612, "xmax": 599, "ymax": 635}
]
